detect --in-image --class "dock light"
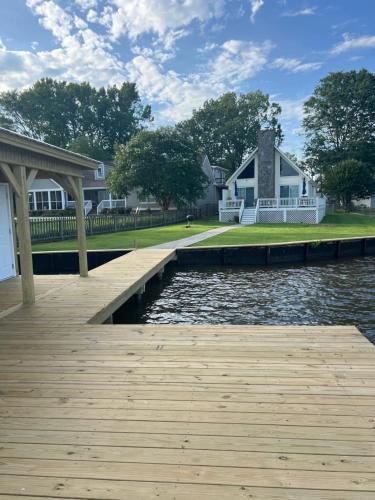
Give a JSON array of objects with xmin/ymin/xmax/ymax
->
[{"xmin": 186, "ymin": 215, "xmax": 193, "ymax": 228}]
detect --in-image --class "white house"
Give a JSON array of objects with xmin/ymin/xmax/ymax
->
[{"xmin": 219, "ymin": 129, "xmax": 326, "ymax": 224}]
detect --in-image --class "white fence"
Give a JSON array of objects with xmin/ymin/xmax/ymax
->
[
  {"xmin": 97, "ymin": 199, "xmax": 127, "ymax": 214},
  {"xmin": 66, "ymin": 200, "xmax": 92, "ymax": 216}
]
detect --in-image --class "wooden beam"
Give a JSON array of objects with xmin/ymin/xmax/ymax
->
[
  {"xmin": 67, "ymin": 176, "xmax": 80, "ymax": 201},
  {"xmin": 26, "ymin": 168, "xmax": 38, "ymax": 189},
  {"xmin": 14, "ymin": 165, "xmax": 35, "ymax": 305},
  {"xmin": 0, "ymin": 162, "xmax": 21, "ymax": 197},
  {"xmin": 52, "ymin": 174, "xmax": 76, "ymax": 199},
  {"xmin": 70, "ymin": 176, "xmax": 88, "ymax": 278}
]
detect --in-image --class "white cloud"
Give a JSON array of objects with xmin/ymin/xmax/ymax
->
[
  {"xmin": 86, "ymin": 8, "xmax": 98, "ymax": 23},
  {"xmin": 277, "ymin": 97, "xmax": 306, "ymax": 122},
  {"xmin": 75, "ymin": 0, "xmax": 97, "ymax": 9},
  {"xmin": 0, "ymin": 38, "xmax": 6, "ymax": 50},
  {"xmin": 126, "ymin": 55, "xmax": 225, "ymax": 121},
  {"xmin": 4, "ymin": 2, "xmax": 274, "ymax": 124},
  {"xmin": 211, "ymin": 40, "xmax": 272, "ymax": 84},
  {"xmin": 103, "ymin": 0, "xmax": 225, "ymax": 43},
  {"xmin": 282, "ymin": 7, "xmax": 316, "ymax": 17},
  {"xmin": 126, "ymin": 39, "xmax": 272, "ymax": 121},
  {"xmin": 331, "ymin": 33, "xmax": 375, "ymax": 54},
  {"xmin": 250, "ymin": 0, "xmax": 264, "ymax": 23},
  {"xmin": 272, "ymin": 57, "xmax": 322, "ymax": 73},
  {"xmin": 26, "ymin": 0, "xmax": 74, "ymax": 41},
  {"xmin": 0, "ymin": 27, "xmax": 125, "ymax": 92}
]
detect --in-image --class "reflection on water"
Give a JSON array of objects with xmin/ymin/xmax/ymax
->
[{"xmin": 118, "ymin": 256, "xmax": 375, "ymax": 342}]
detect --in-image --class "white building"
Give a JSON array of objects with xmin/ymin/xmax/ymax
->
[{"xmin": 219, "ymin": 129, "xmax": 326, "ymax": 224}]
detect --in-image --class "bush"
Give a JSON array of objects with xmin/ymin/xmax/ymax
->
[
  {"xmin": 30, "ymin": 209, "xmax": 75, "ymax": 217},
  {"xmin": 100, "ymin": 207, "xmax": 132, "ymax": 215}
]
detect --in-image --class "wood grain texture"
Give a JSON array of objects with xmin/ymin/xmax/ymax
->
[{"xmin": 0, "ymin": 249, "xmax": 374, "ymax": 498}]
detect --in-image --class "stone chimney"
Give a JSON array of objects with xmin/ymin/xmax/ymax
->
[{"xmin": 257, "ymin": 129, "xmax": 276, "ymax": 198}]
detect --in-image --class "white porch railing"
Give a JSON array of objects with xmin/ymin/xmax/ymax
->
[
  {"xmin": 258, "ymin": 197, "xmax": 317, "ymax": 209},
  {"xmin": 219, "ymin": 199, "xmax": 243, "ymax": 210},
  {"xmin": 238, "ymin": 199, "xmax": 245, "ymax": 222},
  {"xmin": 66, "ymin": 200, "xmax": 92, "ymax": 216},
  {"xmin": 97, "ymin": 199, "xmax": 127, "ymax": 214}
]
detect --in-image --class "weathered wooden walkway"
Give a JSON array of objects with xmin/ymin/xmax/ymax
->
[{"xmin": 0, "ymin": 249, "xmax": 375, "ymax": 499}]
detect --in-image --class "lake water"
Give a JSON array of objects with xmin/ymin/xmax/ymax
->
[{"xmin": 116, "ymin": 256, "xmax": 375, "ymax": 343}]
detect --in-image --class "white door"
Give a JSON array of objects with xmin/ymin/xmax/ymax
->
[{"xmin": 0, "ymin": 184, "xmax": 16, "ymax": 281}]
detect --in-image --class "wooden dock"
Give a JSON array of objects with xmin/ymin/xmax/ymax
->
[{"xmin": 0, "ymin": 249, "xmax": 375, "ymax": 499}]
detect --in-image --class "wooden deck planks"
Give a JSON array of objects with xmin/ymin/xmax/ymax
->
[{"xmin": 0, "ymin": 250, "xmax": 375, "ymax": 498}]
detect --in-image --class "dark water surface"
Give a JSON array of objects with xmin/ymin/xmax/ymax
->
[{"xmin": 117, "ymin": 256, "xmax": 375, "ymax": 342}]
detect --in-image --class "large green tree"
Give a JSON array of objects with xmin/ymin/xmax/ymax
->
[
  {"xmin": 0, "ymin": 78, "xmax": 152, "ymax": 158},
  {"xmin": 177, "ymin": 91, "xmax": 283, "ymax": 173},
  {"xmin": 303, "ymin": 70, "xmax": 375, "ymax": 182},
  {"xmin": 324, "ymin": 159, "xmax": 375, "ymax": 211},
  {"xmin": 108, "ymin": 128, "xmax": 208, "ymax": 211}
]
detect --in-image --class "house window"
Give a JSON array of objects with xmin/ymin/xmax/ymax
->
[
  {"xmin": 280, "ymin": 157, "xmax": 298, "ymax": 177},
  {"xmin": 238, "ymin": 159, "xmax": 255, "ymax": 179},
  {"xmin": 50, "ymin": 191, "xmax": 63, "ymax": 210},
  {"xmin": 95, "ymin": 164, "xmax": 105, "ymax": 179},
  {"xmin": 28, "ymin": 193, "xmax": 35, "ymax": 211},
  {"xmin": 35, "ymin": 191, "xmax": 49, "ymax": 211},
  {"xmin": 280, "ymin": 185, "xmax": 299, "ymax": 198}
]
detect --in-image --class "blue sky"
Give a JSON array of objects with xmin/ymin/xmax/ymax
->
[{"xmin": 0, "ymin": 0, "xmax": 374, "ymax": 156}]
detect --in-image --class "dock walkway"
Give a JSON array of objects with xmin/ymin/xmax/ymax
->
[{"xmin": 0, "ymin": 249, "xmax": 375, "ymax": 499}]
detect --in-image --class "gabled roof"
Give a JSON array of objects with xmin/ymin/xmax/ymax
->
[
  {"xmin": 226, "ymin": 148, "xmax": 258, "ymax": 185},
  {"xmin": 276, "ymin": 146, "xmax": 314, "ymax": 184},
  {"xmin": 0, "ymin": 127, "xmax": 99, "ymax": 170},
  {"xmin": 226, "ymin": 145, "xmax": 315, "ymax": 186}
]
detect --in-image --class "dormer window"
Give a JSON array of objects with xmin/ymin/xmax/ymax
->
[{"xmin": 95, "ymin": 164, "xmax": 105, "ymax": 180}]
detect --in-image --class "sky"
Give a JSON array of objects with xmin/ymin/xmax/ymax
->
[{"xmin": 0, "ymin": 0, "xmax": 374, "ymax": 156}]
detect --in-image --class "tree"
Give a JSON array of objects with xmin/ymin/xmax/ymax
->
[
  {"xmin": 324, "ymin": 159, "xmax": 375, "ymax": 211},
  {"xmin": 177, "ymin": 91, "xmax": 283, "ymax": 173},
  {"xmin": 0, "ymin": 78, "xmax": 152, "ymax": 156},
  {"xmin": 108, "ymin": 128, "xmax": 208, "ymax": 211},
  {"xmin": 303, "ymin": 70, "xmax": 375, "ymax": 181}
]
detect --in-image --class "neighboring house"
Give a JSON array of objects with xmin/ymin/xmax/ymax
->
[
  {"xmin": 28, "ymin": 178, "xmax": 66, "ymax": 211},
  {"xmin": 219, "ymin": 129, "xmax": 325, "ymax": 224},
  {"xmin": 197, "ymin": 155, "xmax": 228, "ymax": 206},
  {"xmin": 29, "ymin": 155, "xmax": 227, "ymax": 214},
  {"xmin": 353, "ymin": 196, "xmax": 375, "ymax": 209}
]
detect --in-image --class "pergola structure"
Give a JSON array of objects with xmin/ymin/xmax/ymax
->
[{"xmin": 0, "ymin": 127, "xmax": 99, "ymax": 305}]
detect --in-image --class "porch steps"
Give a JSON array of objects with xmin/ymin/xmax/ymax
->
[{"xmin": 240, "ymin": 208, "xmax": 257, "ymax": 225}]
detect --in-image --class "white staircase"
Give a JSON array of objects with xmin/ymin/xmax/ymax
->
[{"xmin": 240, "ymin": 208, "xmax": 257, "ymax": 225}]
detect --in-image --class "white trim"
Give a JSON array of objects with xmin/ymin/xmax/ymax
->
[
  {"xmin": 276, "ymin": 147, "xmax": 314, "ymax": 184},
  {"xmin": 29, "ymin": 178, "xmax": 63, "ymax": 191},
  {"xmin": 226, "ymin": 145, "xmax": 315, "ymax": 186},
  {"xmin": 0, "ymin": 183, "xmax": 16, "ymax": 281},
  {"xmin": 226, "ymin": 148, "xmax": 258, "ymax": 185}
]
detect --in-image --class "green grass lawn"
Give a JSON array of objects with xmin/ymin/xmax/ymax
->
[
  {"xmin": 192, "ymin": 212, "xmax": 375, "ymax": 247},
  {"xmin": 32, "ymin": 218, "xmax": 227, "ymax": 251}
]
